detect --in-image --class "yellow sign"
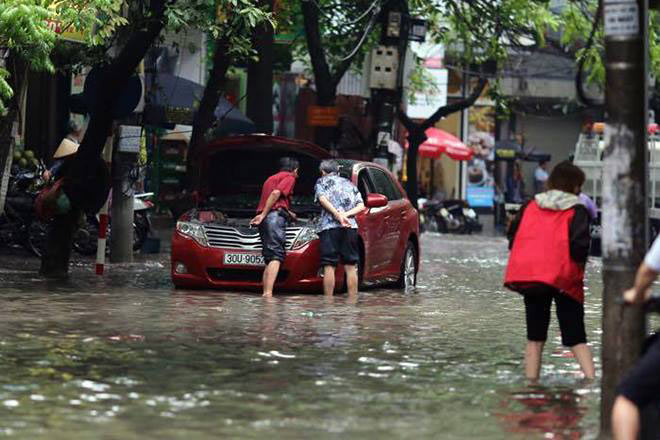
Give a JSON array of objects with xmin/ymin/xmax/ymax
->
[{"xmin": 45, "ymin": 19, "xmax": 86, "ymax": 43}]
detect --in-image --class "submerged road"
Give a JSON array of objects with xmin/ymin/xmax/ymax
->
[{"xmin": 0, "ymin": 233, "xmax": 618, "ymax": 439}]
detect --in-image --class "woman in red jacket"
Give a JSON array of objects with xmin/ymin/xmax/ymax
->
[{"xmin": 504, "ymin": 161, "xmax": 595, "ymax": 380}]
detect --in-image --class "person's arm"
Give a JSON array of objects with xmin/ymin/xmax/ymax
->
[
  {"xmin": 568, "ymin": 205, "xmax": 591, "ymax": 265},
  {"xmin": 623, "ymin": 263, "xmax": 658, "ymax": 304},
  {"xmin": 344, "ymin": 186, "xmax": 365, "ymax": 218},
  {"xmin": 623, "ymin": 235, "xmax": 660, "ymax": 303},
  {"xmin": 250, "ymin": 189, "xmax": 281, "ymax": 226},
  {"xmin": 319, "ymin": 195, "xmax": 350, "ymax": 227},
  {"xmin": 507, "ymin": 202, "xmax": 529, "ymax": 250},
  {"xmin": 344, "ymin": 203, "xmax": 365, "ymax": 218}
]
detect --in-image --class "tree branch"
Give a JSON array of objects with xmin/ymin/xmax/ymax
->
[{"xmin": 421, "ymin": 77, "xmax": 488, "ymax": 131}]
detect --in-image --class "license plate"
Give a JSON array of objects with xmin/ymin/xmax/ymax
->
[{"xmin": 223, "ymin": 252, "xmax": 265, "ymax": 266}]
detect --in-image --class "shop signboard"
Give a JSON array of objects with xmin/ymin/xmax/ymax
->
[
  {"xmin": 465, "ymin": 107, "xmax": 496, "ymax": 209},
  {"xmin": 307, "ymin": 106, "xmax": 339, "ymax": 127}
]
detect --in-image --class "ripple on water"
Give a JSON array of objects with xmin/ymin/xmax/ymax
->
[{"xmin": 0, "ymin": 236, "xmax": 605, "ymax": 439}]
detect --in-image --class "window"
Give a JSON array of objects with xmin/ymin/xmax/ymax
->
[
  {"xmin": 367, "ymin": 168, "xmax": 400, "ymax": 201},
  {"xmin": 357, "ymin": 170, "xmax": 373, "ymax": 201}
]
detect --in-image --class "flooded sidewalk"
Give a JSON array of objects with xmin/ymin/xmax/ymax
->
[{"xmin": 0, "ymin": 234, "xmax": 604, "ymax": 439}]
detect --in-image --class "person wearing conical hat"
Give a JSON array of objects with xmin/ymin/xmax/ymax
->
[{"xmin": 43, "ymin": 120, "xmax": 83, "ymax": 182}]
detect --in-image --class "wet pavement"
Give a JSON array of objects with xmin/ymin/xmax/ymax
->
[{"xmin": 0, "ymin": 233, "xmax": 618, "ymax": 439}]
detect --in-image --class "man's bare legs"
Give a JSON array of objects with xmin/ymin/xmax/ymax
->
[
  {"xmin": 345, "ymin": 264, "xmax": 358, "ymax": 296},
  {"xmin": 262, "ymin": 260, "xmax": 281, "ymax": 297},
  {"xmin": 571, "ymin": 343, "xmax": 595, "ymax": 379},
  {"xmin": 323, "ymin": 265, "xmax": 335, "ymax": 296},
  {"xmin": 612, "ymin": 395, "xmax": 640, "ymax": 440},
  {"xmin": 525, "ymin": 340, "xmax": 544, "ymax": 380}
]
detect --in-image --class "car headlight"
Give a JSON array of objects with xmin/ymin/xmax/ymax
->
[
  {"xmin": 440, "ymin": 208, "xmax": 450, "ymax": 217},
  {"xmin": 292, "ymin": 227, "xmax": 318, "ymax": 250},
  {"xmin": 463, "ymin": 208, "xmax": 477, "ymax": 219},
  {"xmin": 176, "ymin": 221, "xmax": 208, "ymax": 247}
]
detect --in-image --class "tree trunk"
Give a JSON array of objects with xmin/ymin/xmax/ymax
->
[
  {"xmin": 404, "ymin": 127, "xmax": 426, "ymax": 208},
  {"xmin": 0, "ymin": 56, "xmax": 26, "ymax": 215},
  {"xmin": 0, "ymin": 108, "xmax": 16, "ymax": 215},
  {"xmin": 246, "ymin": 0, "xmax": 274, "ymax": 134},
  {"xmin": 187, "ymin": 37, "xmax": 232, "ymax": 190},
  {"xmin": 39, "ymin": 208, "xmax": 82, "ymax": 279},
  {"xmin": 40, "ymin": 0, "xmax": 169, "ymax": 278}
]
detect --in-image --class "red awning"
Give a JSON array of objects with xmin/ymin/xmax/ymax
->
[{"xmin": 406, "ymin": 128, "xmax": 474, "ymax": 161}]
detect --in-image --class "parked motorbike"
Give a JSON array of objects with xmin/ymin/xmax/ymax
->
[
  {"xmin": 73, "ymin": 192, "xmax": 154, "ymax": 255},
  {"xmin": 419, "ymin": 198, "xmax": 482, "ymax": 234},
  {"xmin": 0, "ymin": 167, "xmax": 49, "ymax": 257}
]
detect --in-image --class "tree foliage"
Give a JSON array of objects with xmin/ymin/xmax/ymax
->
[{"xmin": 0, "ymin": 0, "xmax": 130, "ymax": 114}]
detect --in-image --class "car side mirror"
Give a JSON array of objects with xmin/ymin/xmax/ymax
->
[{"xmin": 365, "ymin": 193, "xmax": 388, "ymax": 208}]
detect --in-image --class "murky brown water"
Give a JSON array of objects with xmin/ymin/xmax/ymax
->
[{"xmin": 0, "ymin": 234, "xmax": 632, "ymax": 439}]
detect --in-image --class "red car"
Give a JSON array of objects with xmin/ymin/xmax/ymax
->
[{"xmin": 171, "ymin": 135, "xmax": 420, "ymax": 292}]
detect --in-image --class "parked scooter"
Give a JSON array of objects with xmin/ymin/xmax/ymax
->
[
  {"xmin": 73, "ymin": 192, "xmax": 154, "ymax": 255},
  {"xmin": 0, "ymin": 166, "xmax": 49, "ymax": 257},
  {"xmin": 419, "ymin": 198, "xmax": 482, "ymax": 234}
]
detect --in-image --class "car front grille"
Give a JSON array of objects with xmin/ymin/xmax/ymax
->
[
  {"xmin": 207, "ymin": 268, "xmax": 289, "ymax": 283},
  {"xmin": 202, "ymin": 225, "xmax": 302, "ymax": 250}
]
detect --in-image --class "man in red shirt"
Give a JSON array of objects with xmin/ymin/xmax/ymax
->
[{"xmin": 250, "ymin": 157, "xmax": 300, "ymax": 297}]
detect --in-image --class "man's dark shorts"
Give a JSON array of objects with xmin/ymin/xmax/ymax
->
[
  {"xmin": 319, "ymin": 227, "xmax": 359, "ymax": 267},
  {"xmin": 617, "ymin": 334, "xmax": 660, "ymax": 409},
  {"xmin": 259, "ymin": 211, "xmax": 287, "ymax": 264}
]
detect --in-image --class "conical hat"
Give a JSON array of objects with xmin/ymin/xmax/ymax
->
[{"xmin": 53, "ymin": 138, "xmax": 79, "ymax": 159}]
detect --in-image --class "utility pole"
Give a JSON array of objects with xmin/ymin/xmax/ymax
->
[
  {"xmin": 110, "ymin": 125, "xmax": 141, "ymax": 262},
  {"xmin": 600, "ymin": 0, "xmax": 648, "ymax": 436},
  {"xmin": 369, "ymin": 0, "xmax": 410, "ymax": 168}
]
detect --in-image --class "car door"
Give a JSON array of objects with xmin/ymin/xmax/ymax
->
[
  {"xmin": 354, "ymin": 167, "xmax": 390, "ymax": 275},
  {"xmin": 365, "ymin": 167, "xmax": 403, "ymax": 273}
]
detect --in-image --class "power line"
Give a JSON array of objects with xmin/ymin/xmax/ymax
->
[{"xmin": 336, "ymin": 4, "xmax": 381, "ymax": 62}]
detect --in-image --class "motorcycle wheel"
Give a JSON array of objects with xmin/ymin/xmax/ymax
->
[
  {"xmin": 133, "ymin": 212, "xmax": 150, "ymax": 251},
  {"xmin": 73, "ymin": 217, "xmax": 100, "ymax": 256},
  {"xmin": 436, "ymin": 215, "xmax": 449, "ymax": 233},
  {"xmin": 425, "ymin": 215, "xmax": 438, "ymax": 233},
  {"xmin": 26, "ymin": 220, "xmax": 49, "ymax": 258}
]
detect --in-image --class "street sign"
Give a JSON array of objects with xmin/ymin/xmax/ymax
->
[
  {"xmin": 117, "ymin": 125, "xmax": 142, "ymax": 153},
  {"xmin": 307, "ymin": 106, "xmax": 339, "ymax": 127}
]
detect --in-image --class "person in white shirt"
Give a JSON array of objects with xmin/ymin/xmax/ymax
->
[
  {"xmin": 611, "ymin": 235, "xmax": 660, "ymax": 440},
  {"xmin": 534, "ymin": 160, "xmax": 549, "ymax": 194}
]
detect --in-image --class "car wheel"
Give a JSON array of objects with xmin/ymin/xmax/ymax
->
[{"xmin": 396, "ymin": 241, "xmax": 417, "ymax": 289}]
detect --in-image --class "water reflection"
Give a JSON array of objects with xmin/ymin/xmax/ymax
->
[{"xmin": 497, "ymin": 385, "xmax": 590, "ymax": 439}]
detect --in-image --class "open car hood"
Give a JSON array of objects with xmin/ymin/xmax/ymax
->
[{"xmin": 193, "ymin": 135, "xmax": 332, "ymax": 217}]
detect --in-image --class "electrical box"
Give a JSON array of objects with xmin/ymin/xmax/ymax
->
[{"xmin": 369, "ymin": 46, "xmax": 399, "ymax": 90}]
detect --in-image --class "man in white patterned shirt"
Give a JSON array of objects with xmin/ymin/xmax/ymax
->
[{"xmin": 314, "ymin": 160, "xmax": 365, "ymax": 296}]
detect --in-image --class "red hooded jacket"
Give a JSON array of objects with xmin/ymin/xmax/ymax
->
[{"xmin": 504, "ymin": 190, "xmax": 591, "ymax": 303}]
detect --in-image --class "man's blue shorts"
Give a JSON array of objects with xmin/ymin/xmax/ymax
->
[{"xmin": 258, "ymin": 211, "xmax": 288, "ymax": 264}]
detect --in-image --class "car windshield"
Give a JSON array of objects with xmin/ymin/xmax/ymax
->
[{"xmin": 201, "ymin": 148, "xmax": 324, "ymax": 218}]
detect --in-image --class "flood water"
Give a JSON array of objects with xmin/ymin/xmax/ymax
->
[{"xmin": 0, "ymin": 234, "xmax": 617, "ymax": 439}]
